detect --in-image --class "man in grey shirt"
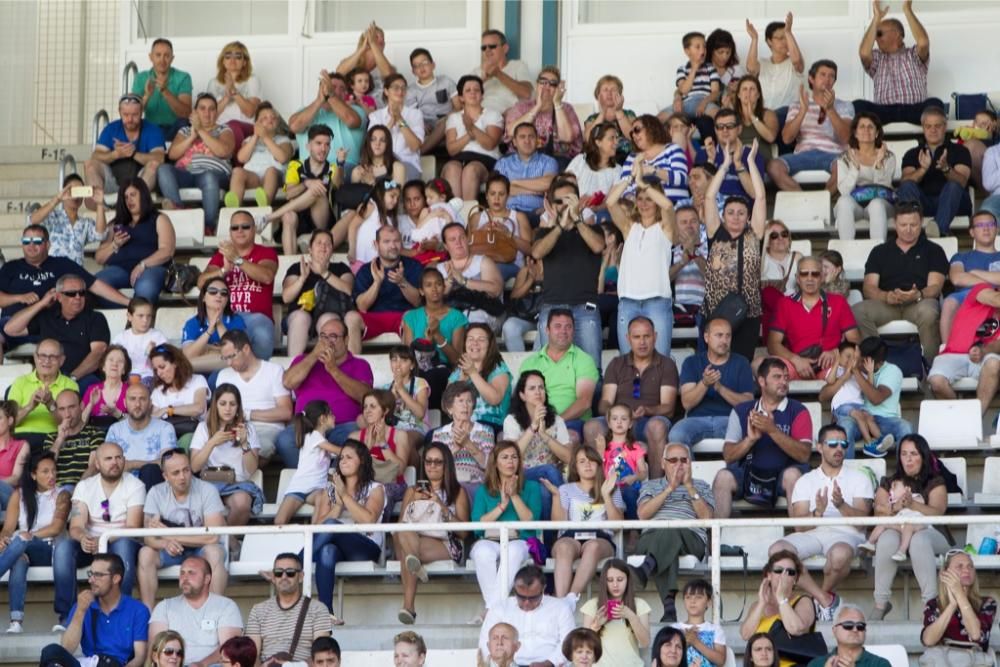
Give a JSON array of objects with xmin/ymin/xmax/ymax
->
[
  {"xmin": 148, "ymin": 555, "xmax": 242, "ymax": 666},
  {"xmin": 137, "ymin": 449, "xmax": 228, "ymax": 609}
]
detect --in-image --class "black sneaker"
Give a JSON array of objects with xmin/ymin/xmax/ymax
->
[{"xmin": 660, "ymin": 594, "xmax": 677, "ymax": 623}]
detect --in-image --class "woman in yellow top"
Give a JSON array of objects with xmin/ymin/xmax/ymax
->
[{"xmin": 739, "ymin": 550, "xmax": 816, "ymax": 667}]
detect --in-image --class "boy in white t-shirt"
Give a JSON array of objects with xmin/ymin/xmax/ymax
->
[
  {"xmin": 671, "ymin": 579, "xmax": 726, "ymax": 667},
  {"xmin": 406, "ymin": 48, "xmax": 460, "ymax": 153}
]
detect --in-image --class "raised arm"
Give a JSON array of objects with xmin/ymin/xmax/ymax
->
[
  {"xmin": 860, "ymin": 0, "xmax": 888, "ymax": 70},
  {"xmin": 745, "ymin": 20, "xmax": 760, "ymax": 76},
  {"xmin": 904, "ymin": 0, "xmax": 930, "ymax": 62},
  {"xmin": 703, "ymin": 148, "xmax": 731, "ymax": 237},
  {"xmin": 784, "ymin": 12, "xmax": 805, "ymax": 73},
  {"xmin": 746, "ymin": 139, "xmax": 766, "ymax": 238}
]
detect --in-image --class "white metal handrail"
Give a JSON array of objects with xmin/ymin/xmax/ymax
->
[
  {"xmin": 100, "ymin": 514, "xmax": 1000, "ymax": 621},
  {"xmin": 57, "ymin": 153, "xmax": 78, "ymax": 190},
  {"xmin": 122, "ymin": 61, "xmax": 138, "ymax": 97},
  {"xmin": 92, "ymin": 110, "xmax": 110, "ymax": 150}
]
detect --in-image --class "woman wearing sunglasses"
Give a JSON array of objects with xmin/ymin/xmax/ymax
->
[
  {"xmin": 870, "ymin": 434, "xmax": 949, "ymax": 621},
  {"xmin": 181, "ymin": 277, "xmax": 247, "ymax": 374},
  {"xmin": 920, "ymin": 549, "xmax": 997, "ymax": 666},
  {"xmin": 205, "ymin": 41, "xmax": 262, "ymax": 152},
  {"xmin": 739, "ymin": 549, "xmax": 816, "ymax": 667},
  {"xmin": 148, "ymin": 629, "xmax": 185, "ymax": 667},
  {"xmin": 504, "ymin": 66, "xmax": 583, "ymax": 170}
]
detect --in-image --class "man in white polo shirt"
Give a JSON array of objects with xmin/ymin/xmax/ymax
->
[{"xmin": 768, "ymin": 423, "xmax": 874, "ymax": 622}]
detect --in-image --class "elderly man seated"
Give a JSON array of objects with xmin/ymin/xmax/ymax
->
[
  {"xmin": 767, "ymin": 256, "xmax": 860, "ymax": 380},
  {"xmin": 9, "ymin": 339, "xmax": 79, "ymax": 450},
  {"xmin": 852, "ymin": 0, "xmax": 940, "ymax": 126},
  {"xmin": 768, "ymin": 423, "xmax": 874, "ymax": 622},
  {"xmin": 851, "ymin": 201, "xmax": 948, "ymax": 362},
  {"xmin": 806, "ymin": 605, "xmax": 890, "ymax": 667}
]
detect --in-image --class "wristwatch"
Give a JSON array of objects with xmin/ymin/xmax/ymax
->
[{"xmin": 234, "ymin": 257, "xmax": 245, "ymax": 267}]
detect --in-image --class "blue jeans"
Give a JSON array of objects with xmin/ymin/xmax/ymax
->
[
  {"xmin": 0, "ymin": 480, "xmax": 12, "ymax": 519},
  {"xmin": 276, "ymin": 422, "xmax": 357, "ymax": 468},
  {"xmin": 308, "ymin": 519, "xmax": 381, "ymax": 612},
  {"xmin": 52, "ymin": 537, "xmax": 141, "ymax": 620},
  {"xmin": 896, "ymin": 179, "xmax": 971, "ymax": 235},
  {"xmin": 616, "ymin": 296, "xmax": 672, "ymax": 356},
  {"xmin": 156, "ymin": 165, "xmax": 229, "ymax": 229},
  {"xmin": 620, "ymin": 483, "xmax": 640, "ymax": 520},
  {"xmin": 240, "ymin": 312, "xmax": 276, "ymax": 360},
  {"xmin": 95, "ymin": 264, "xmax": 168, "ymax": 307},
  {"xmin": 836, "ymin": 413, "xmax": 913, "ymax": 459},
  {"xmin": 524, "ymin": 464, "xmax": 564, "ymax": 521},
  {"xmin": 668, "ymin": 415, "xmax": 731, "ymax": 446},
  {"xmin": 779, "ymin": 149, "xmax": 839, "ymax": 174},
  {"xmin": 497, "ymin": 262, "xmax": 520, "ymax": 284},
  {"xmin": 501, "ymin": 317, "xmax": 539, "ymax": 352},
  {"xmin": 40, "ymin": 644, "xmax": 82, "ymax": 667},
  {"xmin": 0, "ymin": 534, "xmax": 53, "ymax": 620},
  {"xmin": 982, "ymin": 194, "xmax": 1000, "ymax": 227},
  {"xmin": 537, "ymin": 303, "xmax": 603, "ymax": 371}
]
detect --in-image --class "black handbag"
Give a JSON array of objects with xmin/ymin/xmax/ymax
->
[
  {"xmin": 508, "ymin": 282, "xmax": 544, "ymax": 321},
  {"xmin": 768, "ymin": 619, "xmax": 827, "ymax": 666},
  {"xmin": 447, "ymin": 284, "xmax": 505, "ymax": 317},
  {"xmin": 710, "ymin": 232, "xmax": 747, "ymax": 329},
  {"xmin": 312, "ymin": 279, "xmax": 354, "ymax": 322},
  {"xmin": 742, "ymin": 464, "xmax": 779, "ymax": 507}
]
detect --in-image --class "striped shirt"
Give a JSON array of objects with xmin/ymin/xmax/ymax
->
[
  {"xmin": 637, "ymin": 478, "xmax": 714, "ymax": 544},
  {"xmin": 245, "ymin": 595, "xmax": 332, "ymax": 662},
  {"xmin": 46, "ymin": 425, "xmax": 105, "ymax": 487},
  {"xmin": 867, "ymin": 45, "xmax": 928, "ymax": 105},
  {"xmin": 675, "ymin": 63, "xmax": 721, "ymax": 100},
  {"xmin": 620, "ymin": 144, "xmax": 690, "ymax": 202},
  {"xmin": 786, "ymin": 97, "xmax": 855, "ymax": 155}
]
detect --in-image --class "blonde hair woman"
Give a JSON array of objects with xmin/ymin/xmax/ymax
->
[
  {"xmin": 205, "ymin": 40, "xmax": 263, "ymax": 148},
  {"xmin": 148, "ymin": 630, "xmax": 185, "ymax": 667},
  {"xmin": 919, "ymin": 549, "xmax": 997, "ymax": 666}
]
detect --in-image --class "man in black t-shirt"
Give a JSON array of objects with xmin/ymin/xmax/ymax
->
[
  {"xmin": 531, "ymin": 178, "xmax": 605, "ymax": 369},
  {"xmin": 3, "ymin": 274, "xmax": 110, "ymax": 393},
  {"xmin": 898, "ymin": 106, "xmax": 972, "ymax": 236}
]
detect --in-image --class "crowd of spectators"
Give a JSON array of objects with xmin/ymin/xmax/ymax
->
[{"xmin": 6, "ymin": 4, "xmax": 1000, "ymax": 665}]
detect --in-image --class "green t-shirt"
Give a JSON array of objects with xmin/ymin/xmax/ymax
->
[
  {"xmin": 518, "ymin": 345, "xmax": 600, "ymax": 419},
  {"xmin": 9, "ymin": 372, "xmax": 79, "ymax": 434},
  {"xmin": 132, "ymin": 67, "xmax": 193, "ymax": 127},
  {"xmin": 403, "ymin": 307, "xmax": 468, "ymax": 365},
  {"xmin": 865, "ymin": 361, "xmax": 903, "ymax": 418}
]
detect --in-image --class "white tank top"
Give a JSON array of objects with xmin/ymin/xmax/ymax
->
[
  {"xmin": 618, "ymin": 222, "xmax": 673, "ymax": 300},
  {"xmin": 19, "ymin": 487, "xmax": 61, "ymax": 540}
]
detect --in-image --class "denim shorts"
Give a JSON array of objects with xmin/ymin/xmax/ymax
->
[
  {"xmin": 779, "ymin": 149, "xmax": 839, "ymax": 174},
  {"xmin": 833, "ymin": 403, "xmax": 865, "ymax": 420}
]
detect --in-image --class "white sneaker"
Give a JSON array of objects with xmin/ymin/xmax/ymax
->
[
  {"xmin": 858, "ymin": 541, "xmax": 876, "ymax": 554},
  {"xmin": 6, "ymin": 621, "xmax": 23, "ymax": 634},
  {"xmin": 564, "ymin": 592, "xmax": 580, "ymax": 613},
  {"xmin": 891, "ymin": 550, "xmax": 908, "ymax": 563},
  {"xmin": 51, "ymin": 623, "xmax": 67, "ymax": 633},
  {"xmin": 254, "ymin": 214, "xmax": 269, "ymax": 235}
]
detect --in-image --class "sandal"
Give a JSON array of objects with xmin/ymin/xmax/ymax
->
[
  {"xmin": 405, "ymin": 554, "xmax": 429, "ymax": 583},
  {"xmin": 398, "ymin": 608, "xmax": 416, "ymax": 625},
  {"xmin": 329, "ymin": 612, "xmax": 345, "ymax": 626}
]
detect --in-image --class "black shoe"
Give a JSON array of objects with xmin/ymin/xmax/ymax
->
[
  {"xmin": 633, "ymin": 555, "xmax": 657, "ymax": 589},
  {"xmin": 660, "ymin": 594, "xmax": 677, "ymax": 623}
]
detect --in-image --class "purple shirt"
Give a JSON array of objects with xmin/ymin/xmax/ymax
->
[{"xmin": 288, "ymin": 352, "xmax": 373, "ymax": 423}]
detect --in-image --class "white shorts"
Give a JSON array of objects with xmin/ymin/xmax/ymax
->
[
  {"xmin": 781, "ymin": 527, "xmax": 866, "ymax": 559},
  {"xmin": 927, "ymin": 352, "xmax": 1000, "ymax": 383}
]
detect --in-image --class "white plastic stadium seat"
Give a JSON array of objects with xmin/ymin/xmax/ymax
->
[
  {"xmin": 843, "ymin": 458, "xmax": 886, "ymax": 483},
  {"xmin": 718, "ymin": 525, "xmax": 783, "ymax": 569},
  {"xmin": 156, "ymin": 307, "xmax": 197, "ymax": 344},
  {"xmin": 918, "ymin": 399, "xmax": 983, "ymax": 450},
  {"xmin": 866, "ymin": 644, "xmax": 910, "ymax": 667},
  {"xmin": 790, "ymin": 239, "xmax": 812, "ymax": 257},
  {"xmin": 973, "ymin": 457, "xmax": 1000, "ymax": 505},
  {"xmin": 826, "ymin": 239, "xmax": 879, "ymax": 282},
  {"xmin": 965, "ymin": 523, "xmax": 1000, "ymax": 569},
  {"xmin": 885, "ymin": 139, "xmax": 918, "ymax": 182},
  {"xmin": 273, "ymin": 255, "xmax": 300, "ymax": 296},
  {"xmin": 420, "ymin": 155, "xmax": 436, "ymax": 181},
  {"xmin": 163, "ymin": 208, "xmax": 205, "ymax": 249},
  {"xmin": 938, "ymin": 457, "xmax": 967, "ymax": 505},
  {"xmin": 773, "ymin": 191, "xmax": 830, "ymax": 233}
]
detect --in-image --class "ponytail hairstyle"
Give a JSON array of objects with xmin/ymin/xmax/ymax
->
[
  {"xmin": 125, "ymin": 296, "xmax": 153, "ymax": 330},
  {"xmin": 21, "ymin": 451, "xmax": 57, "ymax": 533},
  {"xmin": 364, "ymin": 388, "xmax": 398, "ymax": 427},
  {"xmin": 294, "ymin": 399, "xmax": 333, "ymax": 450}
]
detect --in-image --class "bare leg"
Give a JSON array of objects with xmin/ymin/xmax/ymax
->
[
  {"xmin": 229, "ymin": 167, "xmax": 250, "ymax": 202},
  {"xmin": 849, "ymin": 409, "xmax": 874, "ymax": 441},
  {"xmin": 897, "ymin": 523, "xmax": 918, "ymax": 554},
  {"xmin": 274, "ymin": 495, "xmax": 305, "ymax": 526},
  {"xmin": 262, "ymin": 167, "xmax": 281, "ymax": 204},
  {"xmin": 280, "ymin": 212, "xmax": 299, "ymax": 256},
  {"xmin": 461, "ymin": 162, "xmax": 488, "ymax": 202},
  {"xmin": 225, "ymin": 492, "xmax": 253, "ymax": 554},
  {"xmin": 139, "ymin": 161, "xmax": 160, "ymax": 192},
  {"xmin": 203, "ymin": 543, "xmax": 228, "ymax": 594},
  {"xmin": 940, "ymin": 297, "xmax": 961, "ymax": 343},
  {"xmin": 977, "ymin": 357, "xmax": 1000, "ymax": 415},
  {"xmin": 966, "ymin": 139, "xmax": 987, "ymax": 188},
  {"xmin": 394, "ymin": 531, "xmax": 422, "ymax": 613},
  {"xmin": 331, "ymin": 210, "xmax": 357, "ymax": 254},
  {"xmin": 137, "ymin": 546, "xmax": 160, "ymax": 609},
  {"xmin": 644, "ymin": 419, "xmax": 668, "ymax": 480},
  {"xmin": 442, "ymin": 161, "xmax": 463, "ymax": 201},
  {"xmin": 767, "ymin": 159, "xmax": 802, "ymax": 192},
  {"xmin": 820, "ymin": 543, "xmax": 854, "ymax": 597},
  {"xmin": 929, "ymin": 371, "xmax": 958, "ymax": 400},
  {"xmin": 711, "ymin": 469, "xmax": 737, "ymax": 519},
  {"xmin": 570, "ymin": 539, "xmax": 614, "ymax": 596},
  {"xmin": 344, "ymin": 310, "xmax": 365, "ymax": 355},
  {"xmin": 867, "ymin": 524, "xmax": 886, "ymax": 544},
  {"xmin": 861, "ymin": 412, "xmax": 881, "ymax": 439},
  {"xmin": 551, "ymin": 538, "xmax": 583, "ymax": 598},
  {"xmin": 421, "ymin": 118, "xmax": 448, "ymax": 155},
  {"xmin": 286, "ymin": 310, "xmax": 313, "ymax": 359}
]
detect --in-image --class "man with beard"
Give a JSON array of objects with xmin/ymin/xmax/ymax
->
[{"xmin": 148, "ymin": 555, "xmax": 242, "ymax": 666}]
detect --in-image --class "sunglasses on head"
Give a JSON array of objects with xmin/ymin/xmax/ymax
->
[
  {"xmin": 61, "ymin": 289, "xmax": 87, "ymax": 298},
  {"xmin": 769, "ymin": 230, "xmax": 790, "ymax": 240},
  {"xmin": 272, "ymin": 567, "xmax": 301, "ymax": 578},
  {"xmin": 771, "ymin": 566, "xmax": 797, "ymax": 576},
  {"xmin": 21, "ymin": 237, "xmax": 45, "ymax": 245},
  {"xmin": 119, "ymin": 93, "xmax": 143, "ymax": 106},
  {"xmin": 837, "ymin": 621, "xmax": 867, "ymax": 631},
  {"xmin": 823, "ymin": 439, "xmax": 849, "ymax": 449}
]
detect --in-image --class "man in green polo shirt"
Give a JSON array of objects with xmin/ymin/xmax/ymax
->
[
  {"xmin": 518, "ymin": 308, "xmax": 599, "ymax": 437},
  {"xmin": 132, "ymin": 38, "xmax": 193, "ymax": 140},
  {"xmin": 9, "ymin": 338, "xmax": 78, "ymax": 451}
]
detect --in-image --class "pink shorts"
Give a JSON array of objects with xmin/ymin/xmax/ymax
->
[{"xmin": 360, "ymin": 311, "xmax": 403, "ymax": 340}]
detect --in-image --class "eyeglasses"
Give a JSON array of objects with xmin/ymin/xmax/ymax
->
[
  {"xmin": 480, "ymin": 43, "xmax": 500, "ymax": 51},
  {"xmin": 206, "ymin": 287, "xmax": 230, "ymax": 297},
  {"xmin": 223, "ymin": 51, "xmax": 244, "ymax": 59},
  {"xmin": 664, "ymin": 456, "xmax": 689, "ymax": 464},
  {"xmin": 424, "ymin": 458, "xmax": 445, "ymax": 467},
  {"xmin": 60, "ymin": 290, "xmax": 87, "ymax": 298},
  {"xmin": 231, "ymin": 223, "xmax": 253, "ymax": 231},
  {"xmin": 632, "ymin": 376, "xmax": 641, "ymax": 400},
  {"xmin": 221, "ymin": 352, "xmax": 238, "ymax": 362},
  {"xmin": 769, "ymin": 230, "xmax": 790, "ymax": 240},
  {"xmin": 272, "ymin": 567, "xmax": 301, "ymax": 578},
  {"xmin": 36, "ymin": 353, "xmax": 61, "ymax": 361},
  {"xmin": 715, "ymin": 122, "xmax": 738, "ymax": 130},
  {"xmin": 823, "ymin": 439, "xmax": 850, "ymax": 449},
  {"xmin": 515, "ymin": 591, "xmax": 543, "ymax": 603},
  {"xmin": 973, "ymin": 222, "xmax": 998, "ymax": 229},
  {"xmin": 87, "ymin": 569, "xmax": 112, "ymax": 579},
  {"xmin": 837, "ymin": 621, "xmax": 867, "ymax": 632},
  {"xmin": 630, "ymin": 126, "xmax": 644, "ymax": 136},
  {"xmin": 537, "ymin": 78, "xmax": 559, "ymax": 87},
  {"xmin": 100, "ymin": 498, "xmax": 111, "ymax": 522},
  {"xmin": 387, "ymin": 84, "xmax": 407, "ymax": 92},
  {"xmin": 771, "ymin": 566, "xmax": 798, "ymax": 576},
  {"xmin": 876, "ymin": 30, "xmax": 883, "ymax": 38},
  {"xmin": 797, "ymin": 270, "xmax": 822, "ymax": 278},
  {"xmin": 21, "ymin": 237, "xmax": 45, "ymax": 245},
  {"xmin": 319, "ymin": 333, "xmax": 344, "ymax": 341},
  {"xmin": 161, "ymin": 648, "xmax": 185, "ymax": 657}
]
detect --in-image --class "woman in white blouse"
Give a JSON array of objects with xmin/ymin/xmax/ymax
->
[
  {"xmin": 835, "ymin": 112, "xmax": 897, "ymax": 241},
  {"xmin": 368, "ymin": 73, "xmax": 425, "ymax": 181},
  {"xmin": 443, "ymin": 75, "xmax": 504, "ymax": 200},
  {"xmin": 567, "ymin": 121, "xmax": 623, "ymax": 216},
  {"xmin": 204, "ymin": 41, "xmax": 263, "ymax": 150},
  {"xmin": 149, "ymin": 344, "xmax": 210, "ymax": 440}
]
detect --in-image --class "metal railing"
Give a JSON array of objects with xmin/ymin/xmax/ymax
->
[
  {"xmin": 92, "ymin": 109, "xmax": 110, "ymax": 150},
  {"xmin": 122, "ymin": 61, "xmax": 138, "ymax": 97},
  {"xmin": 57, "ymin": 153, "xmax": 78, "ymax": 190},
  {"xmin": 99, "ymin": 513, "xmax": 1000, "ymax": 622}
]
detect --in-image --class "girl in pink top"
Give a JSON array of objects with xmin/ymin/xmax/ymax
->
[
  {"xmin": 0, "ymin": 400, "xmax": 29, "ymax": 512},
  {"xmin": 596, "ymin": 403, "xmax": 648, "ymax": 519}
]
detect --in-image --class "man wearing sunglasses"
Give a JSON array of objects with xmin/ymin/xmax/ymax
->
[
  {"xmin": 53, "ymin": 443, "xmax": 145, "ymax": 632},
  {"xmin": 3, "ymin": 273, "xmax": 110, "ymax": 395},
  {"xmin": 84, "ymin": 93, "xmax": 166, "ymax": 200},
  {"xmin": 478, "ymin": 565, "xmax": 574, "ymax": 667},
  {"xmin": 770, "ymin": 423, "xmax": 874, "ymax": 622},
  {"xmin": 853, "ymin": 0, "xmax": 939, "ymax": 128},
  {"xmin": 245, "ymin": 553, "xmax": 332, "ymax": 665},
  {"xmin": 41, "ymin": 553, "xmax": 150, "ymax": 667},
  {"xmin": 805, "ymin": 605, "xmax": 890, "ymax": 667},
  {"xmin": 768, "ymin": 255, "xmax": 860, "ymax": 380},
  {"xmin": 696, "ymin": 108, "xmax": 767, "ymax": 201},
  {"xmin": 473, "ymin": 30, "xmax": 533, "ymax": 114}
]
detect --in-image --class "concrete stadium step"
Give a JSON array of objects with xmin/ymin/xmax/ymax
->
[
  {"xmin": 0, "ymin": 163, "xmax": 64, "ymax": 181},
  {"xmin": 0, "ymin": 180, "xmax": 62, "ymax": 199},
  {"xmin": 0, "ymin": 145, "xmax": 90, "ymax": 165}
]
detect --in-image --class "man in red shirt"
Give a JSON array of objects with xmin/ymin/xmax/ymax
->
[
  {"xmin": 199, "ymin": 210, "xmax": 279, "ymax": 359},
  {"xmin": 767, "ymin": 256, "xmax": 860, "ymax": 379}
]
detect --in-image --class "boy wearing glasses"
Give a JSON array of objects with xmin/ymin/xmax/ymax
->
[
  {"xmin": 769, "ymin": 424, "xmax": 874, "ymax": 622},
  {"xmin": 806, "ymin": 605, "xmax": 890, "ymax": 667}
]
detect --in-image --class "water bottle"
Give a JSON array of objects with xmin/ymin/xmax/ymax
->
[{"xmin": 978, "ymin": 537, "xmax": 998, "ymax": 555}]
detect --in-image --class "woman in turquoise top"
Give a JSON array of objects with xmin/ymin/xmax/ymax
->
[
  {"xmin": 470, "ymin": 441, "xmax": 542, "ymax": 619},
  {"xmin": 447, "ymin": 323, "xmax": 511, "ymax": 433}
]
